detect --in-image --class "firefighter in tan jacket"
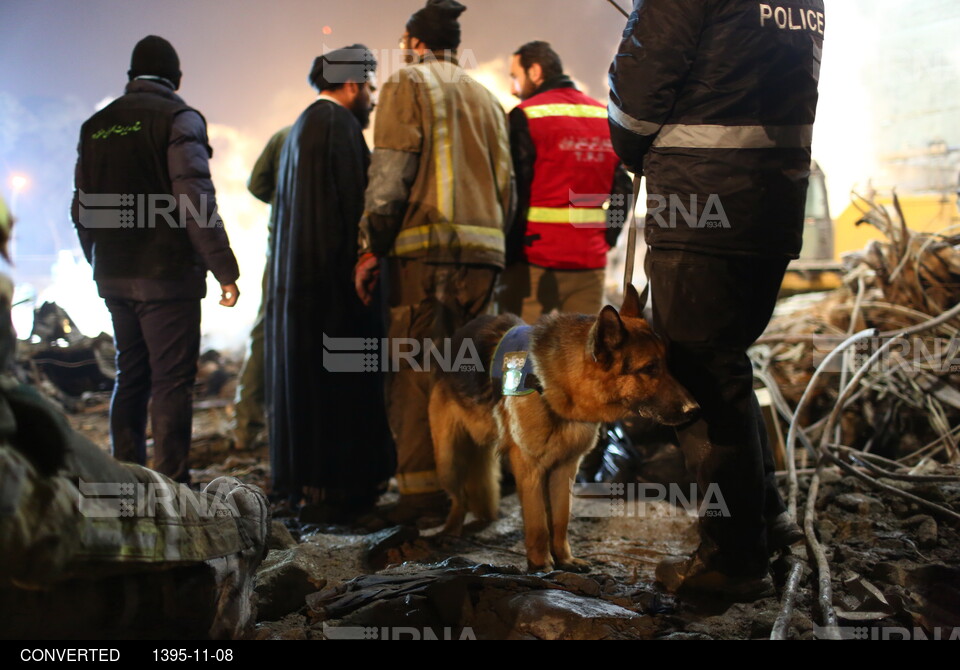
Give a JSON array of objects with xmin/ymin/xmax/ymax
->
[{"xmin": 355, "ymin": 0, "xmax": 515, "ymax": 523}]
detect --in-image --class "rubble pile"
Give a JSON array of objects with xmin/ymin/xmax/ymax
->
[
  {"xmin": 15, "ymin": 302, "xmax": 116, "ymax": 412},
  {"xmin": 257, "ymin": 558, "xmax": 666, "ymax": 640},
  {"xmin": 754, "ymin": 193, "xmax": 960, "ymax": 465},
  {"xmin": 246, "ymin": 469, "xmax": 960, "ymax": 640},
  {"xmin": 746, "ymin": 193, "xmax": 960, "ymax": 639},
  {"xmin": 16, "ymin": 301, "xmax": 240, "ymax": 413},
  {"xmin": 811, "ymin": 470, "xmax": 960, "ymax": 633}
]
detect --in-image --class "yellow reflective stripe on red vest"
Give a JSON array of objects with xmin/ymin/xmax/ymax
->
[
  {"xmin": 522, "ymin": 104, "xmax": 607, "ymax": 120},
  {"xmin": 527, "ymin": 206, "xmax": 607, "ymax": 225}
]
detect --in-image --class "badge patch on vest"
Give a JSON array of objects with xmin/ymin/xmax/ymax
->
[{"xmin": 490, "ymin": 325, "xmax": 541, "ymax": 396}]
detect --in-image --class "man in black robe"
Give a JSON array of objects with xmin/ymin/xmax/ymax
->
[{"xmin": 265, "ymin": 45, "xmax": 395, "ymax": 519}]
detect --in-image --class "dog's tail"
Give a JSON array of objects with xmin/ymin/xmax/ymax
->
[{"xmin": 431, "ymin": 380, "xmax": 500, "ymax": 530}]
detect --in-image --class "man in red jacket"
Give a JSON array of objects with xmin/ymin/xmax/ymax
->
[{"xmin": 497, "ymin": 41, "xmax": 631, "ymax": 323}]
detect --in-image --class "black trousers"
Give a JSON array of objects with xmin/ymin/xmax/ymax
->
[
  {"xmin": 645, "ymin": 248, "xmax": 789, "ymax": 576},
  {"xmin": 105, "ymin": 298, "xmax": 201, "ymax": 483}
]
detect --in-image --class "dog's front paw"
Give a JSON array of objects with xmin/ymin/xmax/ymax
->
[
  {"xmin": 527, "ymin": 559, "xmax": 555, "ymax": 574},
  {"xmin": 556, "ymin": 557, "xmax": 592, "ymax": 573},
  {"xmin": 440, "ymin": 523, "xmax": 463, "ymax": 538},
  {"xmin": 440, "ymin": 513, "xmax": 465, "ymax": 537}
]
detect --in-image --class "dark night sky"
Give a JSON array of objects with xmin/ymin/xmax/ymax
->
[{"xmin": 1, "ymin": 0, "xmax": 626, "ymax": 141}]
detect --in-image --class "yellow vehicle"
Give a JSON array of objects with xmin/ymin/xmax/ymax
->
[
  {"xmin": 781, "ymin": 162, "xmax": 960, "ymax": 295},
  {"xmin": 834, "ymin": 192, "xmax": 960, "ymax": 253}
]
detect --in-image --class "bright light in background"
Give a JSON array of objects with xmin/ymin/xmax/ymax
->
[
  {"xmin": 7, "ymin": 123, "xmax": 270, "ymax": 355},
  {"xmin": 40, "ymin": 251, "xmax": 111, "ymax": 336},
  {"xmin": 200, "ymin": 123, "xmax": 270, "ymax": 354},
  {"xmin": 10, "ymin": 251, "xmax": 112, "ymax": 341},
  {"xmin": 7, "ymin": 174, "xmax": 30, "ymax": 263},
  {"xmin": 10, "ymin": 175, "xmax": 28, "ymax": 193},
  {"xmin": 467, "ymin": 58, "xmax": 516, "ymax": 111},
  {"xmin": 813, "ymin": 2, "xmax": 878, "ymax": 217}
]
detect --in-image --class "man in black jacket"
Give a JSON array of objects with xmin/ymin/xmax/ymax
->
[
  {"xmin": 609, "ymin": 0, "xmax": 823, "ymax": 598},
  {"xmin": 72, "ymin": 36, "xmax": 240, "ymax": 483}
]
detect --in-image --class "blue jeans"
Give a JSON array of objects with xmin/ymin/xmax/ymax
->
[{"xmin": 105, "ymin": 298, "xmax": 201, "ymax": 483}]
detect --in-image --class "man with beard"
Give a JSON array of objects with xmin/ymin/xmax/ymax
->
[
  {"xmin": 498, "ymin": 41, "xmax": 631, "ymax": 323},
  {"xmin": 265, "ymin": 45, "xmax": 395, "ymax": 519}
]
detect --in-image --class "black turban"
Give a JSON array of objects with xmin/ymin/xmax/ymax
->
[
  {"xmin": 309, "ymin": 44, "xmax": 377, "ymax": 92},
  {"xmin": 406, "ymin": 0, "xmax": 467, "ymax": 51}
]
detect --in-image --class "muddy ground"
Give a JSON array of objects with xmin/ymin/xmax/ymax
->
[{"xmin": 67, "ymin": 392, "xmax": 960, "ymax": 641}]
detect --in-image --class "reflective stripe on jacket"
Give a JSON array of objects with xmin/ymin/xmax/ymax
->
[{"xmin": 363, "ymin": 54, "xmax": 514, "ymax": 268}]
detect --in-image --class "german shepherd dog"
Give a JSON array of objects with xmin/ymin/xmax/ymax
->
[{"xmin": 429, "ymin": 284, "xmax": 699, "ymax": 572}]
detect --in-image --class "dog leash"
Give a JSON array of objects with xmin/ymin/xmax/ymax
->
[
  {"xmin": 604, "ymin": 0, "xmax": 646, "ymax": 298},
  {"xmin": 622, "ymin": 175, "xmax": 643, "ymax": 294},
  {"xmin": 604, "ymin": 0, "xmax": 630, "ymax": 19}
]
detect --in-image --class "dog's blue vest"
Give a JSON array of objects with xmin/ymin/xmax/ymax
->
[{"xmin": 490, "ymin": 325, "xmax": 541, "ymax": 396}]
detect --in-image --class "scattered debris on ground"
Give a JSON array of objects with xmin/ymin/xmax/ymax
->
[
  {"xmin": 751, "ymin": 194, "xmax": 960, "ymax": 639},
  {"xmin": 28, "ymin": 198, "xmax": 960, "ymax": 638},
  {"xmin": 754, "ymin": 193, "xmax": 960, "ymax": 465}
]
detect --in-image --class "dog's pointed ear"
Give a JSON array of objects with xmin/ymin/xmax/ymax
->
[
  {"xmin": 589, "ymin": 305, "xmax": 626, "ymax": 365},
  {"xmin": 620, "ymin": 283, "xmax": 649, "ymax": 319}
]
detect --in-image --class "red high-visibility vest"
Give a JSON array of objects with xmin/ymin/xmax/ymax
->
[{"xmin": 519, "ymin": 87, "xmax": 621, "ymax": 270}]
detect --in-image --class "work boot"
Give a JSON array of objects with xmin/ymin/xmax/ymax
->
[
  {"xmin": 378, "ymin": 491, "xmax": 450, "ymax": 528},
  {"xmin": 202, "ymin": 477, "xmax": 270, "ymax": 639},
  {"xmin": 655, "ymin": 550, "xmax": 774, "ymax": 602},
  {"xmin": 767, "ymin": 512, "xmax": 804, "ymax": 552}
]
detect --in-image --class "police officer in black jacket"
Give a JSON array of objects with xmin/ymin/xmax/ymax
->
[
  {"xmin": 72, "ymin": 36, "xmax": 240, "ymax": 483},
  {"xmin": 609, "ymin": 0, "xmax": 824, "ymax": 598}
]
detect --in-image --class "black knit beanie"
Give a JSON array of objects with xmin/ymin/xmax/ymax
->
[
  {"xmin": 407, "ymin": 0, "xmax": 467, "ymax": 51},
  {"xmin": 128, "ymin": 35, "xmax": 182, "ymax": 90}
]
